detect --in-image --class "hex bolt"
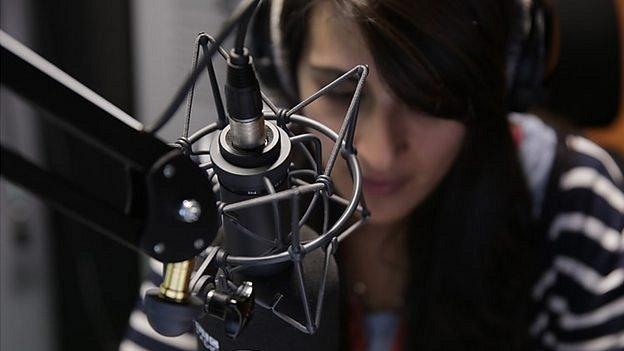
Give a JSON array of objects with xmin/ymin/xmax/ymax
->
[
  {"xmin": 194, "ymin": 239, "xmax": 205, "ymax": 250},
  {"xmin": 178, "ymin": 199, "xmax": 202, "ymax": 223},
  {"xmin": 154, "ymin": 243, "xmax": 165, "ymax": 254},
  {"xmin": 163, "ymin": 164, "xmax": 176, "ymax": 178}
]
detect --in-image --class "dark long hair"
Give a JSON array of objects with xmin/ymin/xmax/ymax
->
[{"xmin": 279, "ymin": 0, "xmax": 537, "ymax": 349}]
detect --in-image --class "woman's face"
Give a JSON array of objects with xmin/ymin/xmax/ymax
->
[{"xmin": 296, "ymin": 2, "xmax": 466, "ymax": 225}]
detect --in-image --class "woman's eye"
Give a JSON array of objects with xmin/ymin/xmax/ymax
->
[{"xmin": 325, "ymin": 90, "xmax": 353, "ymax": 102}]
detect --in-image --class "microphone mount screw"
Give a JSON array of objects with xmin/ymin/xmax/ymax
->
[
  {"xmin": 154, "ymin": 243, "xmax": 165, "ymax": 254},
  {"xmin": 178, "ymin": 199, "xmax": 202, "ymax": 223},
  {"xmin": 163, "ymin": 164, "xmax": 176, "ymax": 178},
  {"xmin": 194, "ymin": 239, "xmax": 205, "ymax": 250}
]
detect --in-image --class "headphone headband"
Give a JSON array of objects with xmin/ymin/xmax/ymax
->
[{"xmin": 251, "ymin": 0, "xmax": 547, "ymax": 112}]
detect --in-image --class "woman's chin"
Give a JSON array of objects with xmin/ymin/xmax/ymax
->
[{"xmin": 364, "ymin": 202, "xmax": 411, "ymax": 225}]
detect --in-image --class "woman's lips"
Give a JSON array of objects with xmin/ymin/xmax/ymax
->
[{"xmin": 362, "ymin": 177, "xmax": 407, "ymax": 197}]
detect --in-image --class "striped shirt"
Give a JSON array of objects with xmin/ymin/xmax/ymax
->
[
  {"xmin": 120, "ymin": 113, "xmax": 624, "ymax": 351},
  {"xmin": 521, "ymin": 120, "xmax": 624, "ymax": 350}
]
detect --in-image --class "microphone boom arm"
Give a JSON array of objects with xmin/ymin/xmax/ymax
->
[{"xmin": 0, "ymin": 30, "xmax": 219, "ymax": 263}]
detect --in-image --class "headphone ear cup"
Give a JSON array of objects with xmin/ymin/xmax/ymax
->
[
  {"xmin": 249, "ymin": 0, "xmax": 298, "ymax": 107},
  {"xmin": 507, "ymin": 0, "xmax": 546, "ymax": 112},
  {"xmin": 249, "ymin": 1, "xmax": 283, "ymax": 102}
]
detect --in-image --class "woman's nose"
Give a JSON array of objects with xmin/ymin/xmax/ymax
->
[{"xmin": 354, "ymin": 106, "xmax": 403, "ymax": 174}]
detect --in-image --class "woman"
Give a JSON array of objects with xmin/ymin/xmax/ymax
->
[
  {"xmin": 122, "ymin": 0, "xmax": 624, "ymax": 350},
  {"xmin": 281, "ymin": 1, "xmax": 536, "ymax": 349}
]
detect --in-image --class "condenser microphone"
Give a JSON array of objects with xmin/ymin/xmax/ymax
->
[
  {"xmin": 198, "ymin": 45, "xmax": 343, "ymax": 349},
  {"xmin": 193, "ymin": 42, "xmax": 352, "ymax": 350},
  {"xmin": 143, "ymin": 1, "xmax": 370, "ymax": 348},
  {"xmin": 215, "ymin": 46, "xmax": 291, "ymax": 267}
]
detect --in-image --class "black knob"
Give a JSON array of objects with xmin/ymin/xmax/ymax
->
[{"xmin": 144, "ymin": 288, "xmax": 202, "ymax": 337}]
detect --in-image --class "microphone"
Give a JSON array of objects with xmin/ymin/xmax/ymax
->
[
  {"xmin": 216, "ymin": 46, "xmax": 291, "ymax": 266},
  {"xmin": 190, "ymin": 47, "xmax": 344, "ymax": 349},
  {"xmin": 191, "ymin": 46, "xmax": 369, "ymax": 349},
  {"xmin": 143, "ymin": 2, "xmax": 370, "ymax": 348}
]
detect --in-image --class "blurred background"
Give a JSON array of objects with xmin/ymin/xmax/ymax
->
[{"xmin": 0, "ymin": 0, "xmax": 623, "ymax": 350}]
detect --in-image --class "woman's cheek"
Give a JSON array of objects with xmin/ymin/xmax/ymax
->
[{"xmin": 410, "ymin": 120, "xmax": 465, "ymax": 190}]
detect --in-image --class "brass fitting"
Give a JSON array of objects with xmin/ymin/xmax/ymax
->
[{"xmin": 159, "ymin": 260, "xmax": 194, "ymax": 302}]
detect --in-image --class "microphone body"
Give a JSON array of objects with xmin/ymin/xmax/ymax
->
[{"xmin": 210, "ymin": 120, "xmax": 292, "ymax": 276}]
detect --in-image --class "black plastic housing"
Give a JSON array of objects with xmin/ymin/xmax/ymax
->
[{"xmin": 225, "ymin": 49, "xmax": 263, "ymax": 122}]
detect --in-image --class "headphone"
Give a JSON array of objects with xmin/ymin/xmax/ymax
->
[
  {"xmin": 506, "ymin": 0, "xmax": 548, "ymax": 112},
  {"xmin": 249, "ymin": 0, "xmax": 548, "ymax": 113}
]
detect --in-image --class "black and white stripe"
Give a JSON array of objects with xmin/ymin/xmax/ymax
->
[
  {"xmin": 118, "ymin": 123, "xmax": 623, "ymax": 350},
  {"xmin": 531, "ymin": 135, "xmax": 624, "ymax": 351}
]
